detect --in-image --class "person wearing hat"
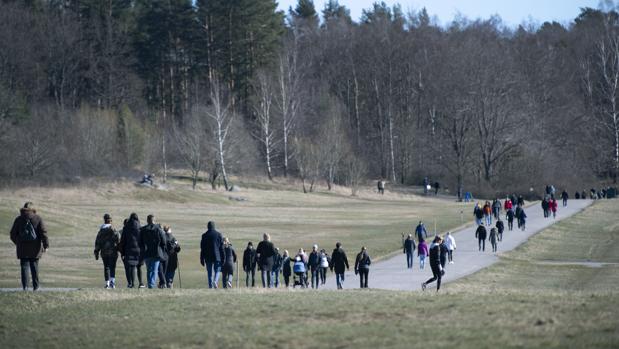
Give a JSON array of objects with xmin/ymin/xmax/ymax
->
[
  {"xmin": 308, "ymin": 244, "xmax": 321, "ymax": 289},
  {"xmin": 94, "ymin": 214, "xmax": 120, "ymax": 289},
  {"xmin": 10, "ymin": 202, "xmax": 49, "ymax": 291},
  {"xmin": 242, "ymin": 241, "xmax": 257, "ymax": 287}
]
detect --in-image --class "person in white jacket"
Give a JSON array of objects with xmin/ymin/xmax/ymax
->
[{"xmin": 444, "ymin": 232, "xmax": 456, "ymax": 264}]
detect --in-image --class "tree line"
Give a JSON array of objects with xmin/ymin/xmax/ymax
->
[{"xmin": 0, "ymin": 0, "xmax": 618, "ymax": 197}]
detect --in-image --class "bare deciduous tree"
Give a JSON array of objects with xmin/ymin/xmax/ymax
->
[
  {"xmin": 252, "ymin": 70, "xmax": 278, "ymax": 180},
  {"xmin": 206, "ymin": 79, "xmax": 235, "ymax": 191}
]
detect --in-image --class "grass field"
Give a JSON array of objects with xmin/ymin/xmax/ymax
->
[
  {"xmin": 0, "ymin": 182, "xmax": 618, "ymax": 348},
  {"xmin": 0, "ymin": 178, "xmax": 472, "ymax": 288}
]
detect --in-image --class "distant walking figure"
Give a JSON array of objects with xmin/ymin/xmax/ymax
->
[
  {"xmin": 492, "ymin": 199, "xmax": 501, "ymax": 220},
  {"xmin": 221, "ymin": 237, "xmax": 237, "ymax": 289},
  {"xmin": 354, "ymin": 247, "xmax": 371, "ymax": 289},
  {"xmin": 418, "ymin": 239, "xmax": 429, "ymax": 269},
  {"xmin": 119, "ymin": 213, "xmax": 143, "ymax": 288},
  {"xmin": 10, "ymin": 202, "xmax": 49, "ymax": 291},
  {"xmin": 282, "ymin": 250, "xmax": 292, "ymax": 287},
  {"xmin": 162, "ymin": 226, "xmax": 181, "ymax": 288},
  {"xmin": 549, "ymin": 196, "xmax": 558, "ymax": 219},
  {"xmin": 256, "ymin": 233, "xmax": 277, "ymax": 288},
  {"xmin": 433, "ymin": 181, "xmax": 440, "ymax": 195},
  {"xmin": 561, "ymin": 190, "xmax": 569, "ymax": 207},
  {"xmin": 444, "ymin": 232, "xmax": 456, "ymax": 264},
  {"xmin": 422, "ymin": 236, "xmax": 444, "ymax": 292},
  {"xmin": 475, "ymin": 224, "xmax": 487, "ymax": 252},
  {"xmin": 483, "ymin": 201, "xmax": 492, "ymax": 226},
  {"xmin": 415, "ymin": 221, "xmax": 428, "ymax": 242},
  {"xmin": 243, "ymin": 242, "xmax": 257, "ymax": 287},
  {"xmin": 330, "ymin": 242, "xmax": 349, "ymax": 289},
  {"xmin": 496, "ymin": 219, "xmax": 504, "ymax": 242},
  {"xmin": 308, "ymin": 244, "xmax": 321, "ymax": 289},
  {"xmin": 516, "ymin": 206, "xmax": 527, "ymax": 231},
  {"xmin": 94, "ymin": 213, "xmax": 120, "ymax": 289},
  {"xmin": 139, "ymin": 215, "xmax": 167, "ymax": 289},
  {"xmin": 473, "ymin": 203, "xmax": 484, "ymax": 226},
  {"xmin": 200, "ymin": 221, "xmax": 225, "ymax": 289},
  {"xmin": 489, "ymin": 228, "xmax": 498, "ymax": 252},
  {"xmin": 403, "ymin": 234, "xmax": 416, "ymax": 269},
  {"xmin": 506, "ymin": 208, "xmax": 515, "ymax": 231},
  {"xmin": 377, "ymin": 180, "xmax": 385, "ymax": 195},
  {"xmin": 319, "ymin": 249, "xmax": 330, "ymax": 285}
]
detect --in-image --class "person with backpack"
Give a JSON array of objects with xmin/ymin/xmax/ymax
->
[
  {"xmin": 489, "ymin": 228, "xmax": 498, "ymax": 252},
  {"xmin": 94, "ymin": 213, "xmax": 120, "ymax": 289},
  {"xmin": 330, "ymin": 242, "xmax": 349, "ymax": 290},
  {"xmin": 242, "ymin": 242, "xmax": 257, "ymax": 287},
  {"xmin": 10, "ymin": 202, "xmax": 49, "ymax": 291},
  {"xmin": 139, "ymin": 215, "xmax": 167, "ymax": 289},
  {"xmin": 256, "ymin": 233, "xmax": 277, "ymax": 288},
  {"xmin": 319, "ymin": 249, "xmax": 330, "ymax": 285},
  {"xmin": 162, "ymin": 226, "xmax": 180, "ymax": 288},
  {"xmin": 561, "ymin": 190, "xmax": 569, "ymax": 207},
  {"xmin": 354, "ymin": 247, "xmax": 371, "ymax": 289},
  {"xmin": 415, "ymin": 221, "xmax": 428, "ymax": 242},
  {"xmin": 221, "ymin": 237, "xmax": 237, "ymax": 289},
  {"xmin": 421, "ymin": 236, "xmax": 444, "ymax": 292},
  {"xmin": 496, "ymin": 218, "xmax": 505, "ymax": 242},
  {"xmin": 200, "ymin": 221, "xmax": 225, "ymax": 289},
  {"xmin": 403, "ymin": 234, "xmax": 416, "ymax": 269},
  {"xmin": 281, "ymin": 250, "xmax": 292, "ymax": 287},
  {"xmin": 444, "ymin": 232, "xmax": 456, "ymax": 264},
  {"xmin": 308, "ymin": 244, "xmax": 321, "ymax": 289},
  {"xmin": 418, "ymin": 239, "xmax": 429, "ymax": 269},
  {"xmin": 272, "ymin": 248, "xmax": 282, "ymax": 288},
  {"xmin": 475, "ymin": 224, "xmax": 487, "ymax": 252},
  {"xmin": 506, "ymin": 208, "xmax": 515, "ymax": 231},
  {"xmin": 119, "ymin": 214, "xmax": 143, "ymax": 288}
]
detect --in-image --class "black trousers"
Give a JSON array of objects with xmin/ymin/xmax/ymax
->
[
  {"xmin": 359, "ymin": 268, "xmax": 369, "ymax": 288},
  {"xmin": 311, "ymin": 269, "xmax": 320, "ymax": 289},
  {"xmin": 124, "ymin": 261, "xmax": 144, "ymax": 288},
  {"xmin": 102, "ymin": 254, "xmax": 118, "ymax": 281},
  {"xmin": 424, "ymin": 265, "xmax": 442, "ymax": 290},
  {"xmin": 245, "ymin": 268, "xmax": 255, "ymax": 287},
  {"xmin": 508, "ymin": 219, "xmax": 513, "ymax": 230},
  {"xmin": 319, "ymin": 267, "xmax": 327, "ymax": 284},
  {"xmin": 20, "ymin": 258, "xmax": 39, "ymax": 290},
  {"xmin": 284, "ymin": 274, "xmax": 290, "ymax": 287},
  {"xmin": 158, "ymin": 259, "xmax": 168, "ymax": 287},
  {"xmin": 478, "ymin": 238, "xmax": 486, "ymax": 251},
  {"xmin": 448, "ymin": 250, "xmax": 454, "ymax": 262}
]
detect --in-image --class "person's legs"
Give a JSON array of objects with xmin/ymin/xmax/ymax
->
[
  {"xmin": 206, "ymin": 261, "xmax": 214, "ymax": 288},
  {"xmin": 28, "ymin": 259, "xmax": 39, "ymax": 290},
  {"xmin": 448, "ymin": 250, "xmax": 453, "ymax": 263},
  {"xmin": 250, "ymin": 268, "xmax": 255, "ymax": 287},
  {"xmin": 284, "ymin": 274, "xmax": 290, "ymax": 287},
  {"xmin": 137, "ymin": 263, "xmax": 144, "ymax": 287},
  {"xmin": 362, "ymin": 269, "xmax": 369, "ymax": 288},
  {"xmin": 478, "ymin": 238, "xmax": 482, "ymax": 251},
  {"xmin": 436, "ymin": 271, "xmax": 442, "ymax": 291},
  {"xmin": 158, "ymin": 260, "xmax": 168, "ymax": 288},
  {"xmin": 20, "ymin": 259, "xmax": 30, "ymax": 290},
  {"xmin": 213, "ymin": 261, "xmax": 221, "ymax": 287},
  {"xmin": 406, "ymin": 251, "xmax": 413, "ymax": 268},
  {"xmin": 146, "ymin": 258, "xmax": 160, "ymax": 288},
  {"xmin": 482, "ymin": 239, "xmax": 486, "ymax": 251},
  {"xmin": 124, "ymin": 260, "xmax": 133, "ymax": 287},
  {"xmin": 245, "ymin": 270, "xmax": 250, "ymax": 287},
  {"xmin": 420, "ymin": 255, "xmax": 425, "ymax": 269},
  {"xmin": 261, "ymin": 268, "xmax": 268, "ymax": 288},
  {"xmin": 103, "ymin": 257, "xmax": 111, "ymax": 284},
  {"xmin": 165, "ymin": 269, "xmax": 176, "ymax": 286},
  {"xmin": 312, "ymin": 269, "xmax": 319, "ymax": 289}
]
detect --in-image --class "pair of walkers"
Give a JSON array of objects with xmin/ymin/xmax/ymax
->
[
  {"xmin": 116, "ymin": 213, "xmax": 181, "ymax": 289},
  {"xmin": 199, "ymin": 221, "xmax": 239, "ymax": 289}
]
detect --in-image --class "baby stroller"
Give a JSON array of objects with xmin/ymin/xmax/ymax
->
[{"xmin": 292, "ymin": 257, "xmax": 306, "ymax": 288}]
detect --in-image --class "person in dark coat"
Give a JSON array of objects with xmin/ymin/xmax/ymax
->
[
  {"xmin": 281, "ymin": 250, "xmax": 292, "ymax": 287},
  {"xmin": 9, "ymin": 202, "xmax": 49, "ymax": 291},
  {"xmin": 496, "ymin": 218, "xmax": 505, "ymax": 242},
  {"xmin": 403, "ymin": 234, "xmax": 416, "ymax": 269},
  {"xmin": 433, "ymin": 181, "xmax": 440, "ymax": 195},
  {"xmin": 422, "ymin": 236, "xmax": 444, "ymax": 292},
  {"xmin": 308, "ymin": 244, "xmax": 321, "ymax": 289},
  {"xmin": 242, "ymin": 242, "xmax": 257, "ymax": 287},
  {"xmin": 517, "ymin": 195, "xmax": 525, "ymax": 207},
  {"xmin": 517, "ymin": 207, "xmax": 527, "ymax": 231},
  {"xmin": 94, "ymin": 213, "xmax": 120, "ymax": 289},
  {"xmin": 162, "ymin": 226, "xmax": 181, "ymax": 288},
  {"xmin": 575, "ymin": 191, "xmax": 580, "ymax": 199},
  {"xmin": 475, "ymin": 224, "xmax": 487, "ymax": 252},
  {"xmin": 489, "ymin": 228, "xmax": 498, "ymax": 252},
  {"xmin": 119, "ymin": 213, "xmax": 143, "ymax": 288},
  {"xmin": 541, "ymin": 197, "xmax": 549, "ymax": 218},
  {"xmin": 272, "ymin": 248, "xmax": 282, "ymax": 288},
  {"xmin": 561, "ymin": 190, "xmax": 569, "ymax": 207},
  {"xmin": 330, "ymin": 242, "xmax": 349, "ymax": 289},
  {"xmin": 221, "ymin": 237, "xmax": 237, "ymax": 289},
  {"xmin": 139, "ymin": 215, "xmax": 167, "ymax": 289},
  {"xmin": 473, "ymin": 203, "xmax": 484, "ymax": 225},
  {"xmin": 439, "ymin": 239, "xmax": 448, "ymax": 269},
  {"xmin": 354, "ymin": 247, "xmax": 371, "ymax": 288},
  {"xmin": 506, "ymin": 208, "xmax": 515, "ymax": 231},
  {"xmin": 200, "ymin": 221, "xmax": 225, "ymax": 289},
  {"xmin": 415, "ymin": 221, "xmax": 428, "ymax": 242},
  {"xmin": 256, "ymin": 233, "xmax": 276, "ymax": 288}
]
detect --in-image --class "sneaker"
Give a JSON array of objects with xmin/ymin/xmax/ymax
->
[
  {"xmin": 421, "ymin": 282, "xmax": 426, "ymax": 291},
  {"xmin": 127, "ymin": 284, "xmax": 133, "ymax": 289},
  {"xmin": 104, "ymin": 285, "xmax": 109, "ymax": 289},
  {"xmin": 110, "ymin": 280, "xmax": 116, "ymax": 289},
  {"xmin": 449, "ymin": 261, "xmax": 454, "ymax": 264},
  {"xmin": 138, "ymin": 284, "xmax": 145, "ymax": 289}
]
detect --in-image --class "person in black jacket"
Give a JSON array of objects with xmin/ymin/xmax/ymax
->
[
  {"xmin": 561, "ymin": 190, "xmax": 569, "ymax": 207},
  {"xmin": 119, "ymin": 214, "xmax": 143, "ymax": 288},
  {"xmin": 439, "ymin": 239, "xmax": 448, "ymax": 269},
  {"xmin": 94, "ymin": 213, "xmax": 120, "ymax": 289},
  {"xmin": 506, "ymin": 208, "xmax": 514, "ymax": 231},
  {"xmin": 475, "ymin": 224, "xmax": 487, "ymax": 252},
  {"xmin": 272, "ymin": 248, "xmax": 282, "ymax": 288},
  {"xmin": 200, "ymin": 221, "xmax": 225, "ymax": 289},
  {"xmin": 354, "ymin": 246, "xmax": 371, "ymax": 288},
  {"xmin": 330, "ymin": 242, "xmax": 349, "ymax": 290},
  {"xmin": 162, "ymin": 226, "xmax": 181, "ymax": 288},
  {"xmin": 422, "ymin": 236, "xmax": 444, "ymax": 292},
  {"xmin": 308, "ymin": 244, "xmax": 321, "ymax": 289},
  {"xmin": 403, "ymin": 234, "xmax": 416, "ymax": 269},
  {"xmin": 242, "ymin": 242, "xmax": 257, "ymax": 287},
  {"xmin": 139, "ymin": 215, "xmax": 167, "ymax": 289},
  {"xmin": 496, "ymin": 218, "xmax": 504, "ymax": 242},
  {"xmin": 256, "ymin": 233, "xmax": 276, "ymax": 288},
  {"xmin": 221, "ymin": 237, "xmax": 237, "ymax": 289},
  {"xmin": 282, "ymin": 250, "xmax": 292, "ymax": 287}
]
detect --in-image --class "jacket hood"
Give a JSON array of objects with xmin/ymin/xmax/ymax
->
[
  {"xmin": 207, "ymin": 221, "xmax": 215, "ymax": 230},
  {"xmin": 20, "ymin": 207, "xmax": 36, "ymax": 216},
  {"xmin": 429, "ymin": 242, "xmax": 439, "ymax": 249},
  {"xmin": 100, "ymin": 223, "xmax": 112, "ymax": 230}
]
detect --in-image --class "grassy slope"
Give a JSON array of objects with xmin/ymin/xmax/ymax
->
[
  {"xmin": 0, "ymin": 180, "xmax": 471, "ymax": 288},
  {"xmin": 0, "ymin": 196, "xmax": 617, "ymax": 348}
]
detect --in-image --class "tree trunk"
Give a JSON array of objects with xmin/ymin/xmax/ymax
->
[{"xmin": 388, "ymin": 115, "xmax": 397, "ymax": 182}]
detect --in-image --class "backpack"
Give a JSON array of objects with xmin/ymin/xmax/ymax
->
[{"xmin": 19, "ymin": 219, "xmax": 37, "ymax": 242}]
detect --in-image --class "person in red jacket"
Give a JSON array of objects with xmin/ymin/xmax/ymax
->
[{"xmin": 549, "ymin": 196, "xmax": 558, "ymax": 219}]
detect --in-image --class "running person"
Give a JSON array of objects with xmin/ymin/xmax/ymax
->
[{"xmin": 421, "ymin": 236, "xmax": 444, "ymax": 292}]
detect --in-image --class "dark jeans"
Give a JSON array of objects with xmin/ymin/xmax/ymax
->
[
  {"xmin": 563, "ymin": 198, "xmax": 567, "ymax": 207},
  {"xmin": 284, "ymin": 274, "xmax": 290, "ymax": 287},
  {"xmin": 448, "ymin": 250, "xmax": 454, "ymax": 262},
  {"xmin": 319, "ymin": 267, "xmax": 328, "ymax": 284},
  {"xmin": 158, "ymin": 259, "xmax": 168, "ymax": 287},
  {"xmin": 245, "ymin": 268, "xmax": 256, "ymax": 287},
  {"xmin": 20, "ymin": 258, "xmax": 39, "ymax": 290},
  {"xmin": 222, "ymin": 270, "xmax": 233, "ymax": 288},
  {"xmin": 478, "ymin": 238, "xmax": 486, "ymax": 251},
  {"xmin": 124, "ymin": 260, "xmax": 144, "ymax": 288},
  {"xmin": 359, "ymin": 268, "xmax": 369, "ymax": 288},
  {"xmin": 311, "ymin": 268, "xmax": 320, "ymax": 289},
  {"xmin": 261, "ymin": 268, "xmax": 271, "ymax": 288},
  {"xmin": 205, "ymin": 261, "xmax": 221, "ymax": 289},
  {"xmin": 335, "ymin": 273, "xmax": 345, "ymax": 289},
  {"xmin": 406, "ymin": 251, "xmax": 414, "ymax": 268},
  {"xmin": 424, "ymin": 265, "xmax": 442, "ymax": 290},
  {"xmin": 491, "ymin": 241, "xmax": 497, "ymax": 252},
  {"xmin": 508, "ymin": 219, "xmax": 513, "ymax": 230},
  {"xmin": 102, "ymin": 254, "xmax": 118, "ymax": 281}
]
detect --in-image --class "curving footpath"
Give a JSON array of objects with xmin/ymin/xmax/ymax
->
[{"xmin": 322, "ymin": 199, "xmax": 593, "ymax": 291}]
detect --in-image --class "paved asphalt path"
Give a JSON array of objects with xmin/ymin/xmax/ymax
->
[{"xmin": 321, "ymin": 199, "xmax": 592, "ymax": 291}]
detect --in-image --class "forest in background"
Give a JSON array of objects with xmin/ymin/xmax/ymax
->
[{"xmin": 1, "ymin": 0, "xmax": 618, "ymax": 198}]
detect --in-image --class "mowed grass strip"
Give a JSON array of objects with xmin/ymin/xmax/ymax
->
[
  {"xmin": 0, "ymin": 180, "xmax": 471, "ymax": 288},
  {"xmin": 0, "ymin": 194, "xmax": 618, "ymax": 348}
]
